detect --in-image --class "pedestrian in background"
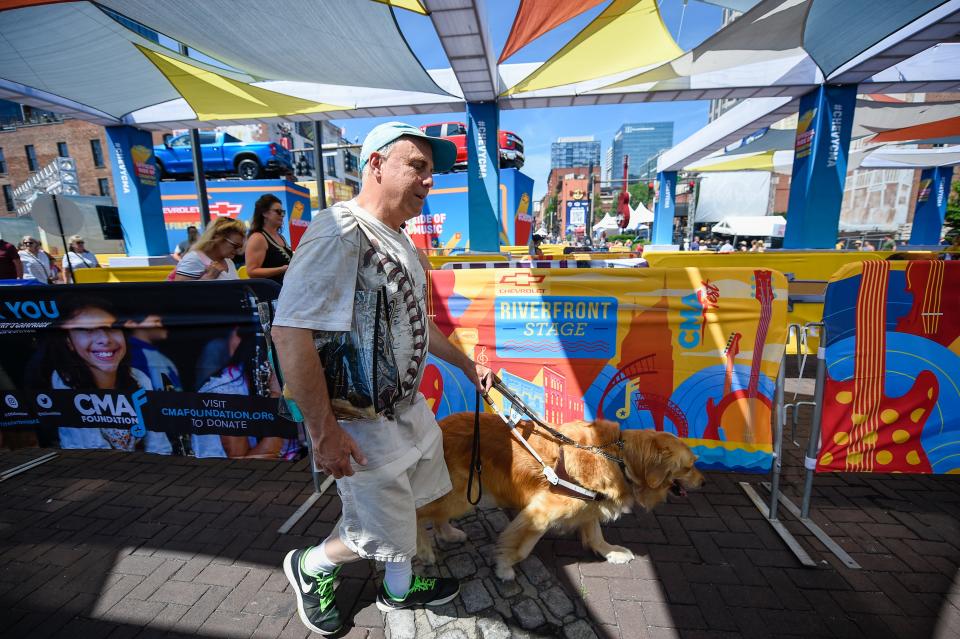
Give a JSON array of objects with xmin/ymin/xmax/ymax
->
[
  {"xmin": 245, "ymin": 194, "xmax": 292, "ymax": 284},
  {"xmin": 0, "ymin": 232, "xmax": 23, "ymax": 280},
  {"xmin": 61, "ymin": 235, "xmax": 99, "ymax": 283},
  {"xmin": 18, "ymin": 236, "xmax": 54, "ymax": 283},
  {"xmin": 173, "ymin": 225, "xmax": 199, "ymax": 262},
  {"xmin": 172, "ymin": 218, "xmax": 245, "ymax": 281}
]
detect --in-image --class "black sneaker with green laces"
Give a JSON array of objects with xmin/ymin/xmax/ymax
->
[
  {"xmin": 283, "ymin": 548, "xmax": 342, "ymax": 635},
  {"xmin": 375, "ymin": 574, "xmax": 460, "ymax": 612}
]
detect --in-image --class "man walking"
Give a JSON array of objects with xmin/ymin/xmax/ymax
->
[{"xmin": 273, "ymin": 122, "xmax": 493, "ymax": 635}]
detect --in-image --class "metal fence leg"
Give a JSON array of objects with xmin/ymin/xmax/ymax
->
[
  {"xmin": 800, "ymin": 337, "xmax": 826, "ymax": 519},
  {"xmin": 767, "ymin": 352, "xmax": 787, "ymax": 520},
  {"xmin": 278, "ymin": 423, "xmax": 333, "ymax": 534},
  {"xmin": 739, "ymin": 323, "xmax": 817, "ymax": 568}
]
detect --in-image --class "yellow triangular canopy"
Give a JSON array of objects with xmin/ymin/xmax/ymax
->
[
  {"xmin": 503, "ymin": 0, "xmax": 682, "ymax": 96},
  {"xmin": 371, "ymin": 0, "xmax": 428, "ymax": 15},
  {"xmin": 686, "ymin": 151, "xmax": 776, "ymax": 172},
  {"xmin": 138, "ymin": 46, "xmax": 346, "ymax": 120}
]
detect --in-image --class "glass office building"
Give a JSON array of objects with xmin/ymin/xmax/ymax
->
[
  {"xmin": 610, "ymin": 122, "xmax": 674, "ymax": 180},
  {"xmin": 551, "ymin": 136, "xmax": 601, "ymax": 169}
]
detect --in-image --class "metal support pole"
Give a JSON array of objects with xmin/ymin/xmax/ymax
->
[
  {"xmin": 800, "ymin": 323, "xmax": 826, "ymax": 519},
  {"xmin": 312, "ymin": 121, "xmax": 327, "ymax": 210},
  {"xmin": 766, "ymin": 340, "xmax": 790, "ymax": 520},
  {"xmin": 189, "ymin": 129, "xmax": 211, "ymax": 228},
  {"xmin": 52, "ymin": 194, "xmax": 75, "ymax": 284}
]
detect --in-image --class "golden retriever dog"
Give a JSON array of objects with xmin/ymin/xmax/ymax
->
[{"xmin": 416, "ymin": 412, "xmax": 705, "ymax": 581}]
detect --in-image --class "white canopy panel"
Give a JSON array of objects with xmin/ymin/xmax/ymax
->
[{"xmin": 712, "ymin": 215, "xmax": 787, "ymax": 237}]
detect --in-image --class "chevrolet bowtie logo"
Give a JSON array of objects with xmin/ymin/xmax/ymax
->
[{"xmin": 500, "ymin": 273, "xmax": 545, "ymax": 286}]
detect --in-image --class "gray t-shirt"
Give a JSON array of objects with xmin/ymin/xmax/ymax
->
[{"xmin": 274, "ymin": 199, "xmax": 433, "ymax": 469}]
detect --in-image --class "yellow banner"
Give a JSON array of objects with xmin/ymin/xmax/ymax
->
[{"xmin": 423, "ymin": 267, "xmax": 788, "ymax": 471}]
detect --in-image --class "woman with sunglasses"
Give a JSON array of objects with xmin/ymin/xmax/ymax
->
[
  {"xmin": 245, "ymin": 194, "xmax": 292, "ymax": 285},
  {"xmin": 172, "ymin": 217, "xmax": 246, "ymax": 280},
  {"xmin": 19, "ymin": 235, "xmax": 55, "ymax": 284},
  {"xmin": 61, "ymin": 235, "xmax": 100, "ymax": 283}
]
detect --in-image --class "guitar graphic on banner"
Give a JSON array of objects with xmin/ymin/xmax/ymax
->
[
  {"xmin": 703, "ymin": 270, "xmax": 774, "ymax": 445},
  {"xmin": 819, "ymin": 260, "xmax": 938, "ymax": 473}
]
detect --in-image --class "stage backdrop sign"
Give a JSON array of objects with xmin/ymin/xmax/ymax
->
[
  {"xmin": 0, "ymin": 280, "xmax": 298, "ymax": 459},
  {"xmin": 418, "ymin": 267, "xmax": 789, "ymax": 472},
  {"xmin": 818, "ymin": 261, "xmax": 960, "ymax": 474},
  {"xmin": 159, "ymin": 179, "xmax": 311, "ymax": 251}
]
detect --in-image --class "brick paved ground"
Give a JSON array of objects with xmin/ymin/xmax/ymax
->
[{"xmin": 2, "ymin": 386, "xmax": 960, "ymax": 638}]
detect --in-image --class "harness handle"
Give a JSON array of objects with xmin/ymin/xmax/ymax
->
[{"xmin": 467, "ymin": 389, "xmax": 483, "ymax": 506}]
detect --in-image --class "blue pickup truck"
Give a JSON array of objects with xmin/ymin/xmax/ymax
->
[{"xmin": 154, "ymin": 131, "xmax": 294, "ymax": 180}]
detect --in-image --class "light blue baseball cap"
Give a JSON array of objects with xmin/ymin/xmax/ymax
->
[{"xmin": 359, "ymin": 121, "xmax": 457, "ymax": 174}]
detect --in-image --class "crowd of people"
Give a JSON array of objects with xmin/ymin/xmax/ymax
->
[{"xmin": 0, "ymin": 194, "xmax": 295, "ymax": 286}]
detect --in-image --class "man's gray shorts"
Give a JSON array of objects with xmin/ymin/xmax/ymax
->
[{"xmin": 335, "ymin": 411, "xmax": 451, "ymax": 563}]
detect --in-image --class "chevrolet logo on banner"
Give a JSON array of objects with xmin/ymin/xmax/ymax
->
[{"xmin": 500, "ymin": 273, "xmax": 545, "ymax": 287}]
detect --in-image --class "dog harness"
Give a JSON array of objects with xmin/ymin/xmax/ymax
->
[{"xmin": 483, "ymin": 380, "xmax": 627, "ymax": 502}]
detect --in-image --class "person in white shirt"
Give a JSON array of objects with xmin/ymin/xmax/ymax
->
[
  {"xmin": 172, "ymin": 217, "xmax": 245, "ymax": 280},
  {"xmin": 273, "ymin": 122, "xmax": 494, "ymax": 634},
  {"xmin": 61, "ymin": 235, "xmax": 101, "ymax": 283},
  {"xmin": 18, "ymin": 236, "xmax": 54, "ymax": 283}
]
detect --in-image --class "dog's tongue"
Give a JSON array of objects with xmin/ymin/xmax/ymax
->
[{"xmin": 670, "ymin": 481, "xmax": 687, "ymax": 498}]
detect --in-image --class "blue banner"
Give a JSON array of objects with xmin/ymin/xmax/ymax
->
[
  {"xmin": 910, "ymin": 166, "xmax": 954, "ymax": 245},
  {"xmin": 494, "ymin": 295, "xmax": 618, "ymax": 359},
  {"xmin": 783, "ymin": 85, "xmax": 857, "ymax": 249},
  {"xmin": 105, "ymin": 126, "xmax": 167, "ymax": 256},
  {"xmin": 652, "ymin": 171, "xmax": 677, "ymax": 245},
  {"xmin": 466, "ymin": 102, "xmax": 501, "ymax": 252}
]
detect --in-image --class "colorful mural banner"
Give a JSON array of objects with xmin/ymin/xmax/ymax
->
[
  {"xmin": 0, "ymin": 281, "xmax": 300, "ymax": 460},
  {"xmin": 818, "ymin": 261, "xmax": 960, "ymax": 475},
  {"xmin": 419, "ymin": 169, "xmax": 535, "ymax": 252},
  {"xmin": 418, "ymin": 267, "xmax": 789, "ymax": 472}
]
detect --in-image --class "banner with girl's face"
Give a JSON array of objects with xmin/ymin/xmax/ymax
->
[{"xmin": 0, "ymin": 280, "xmax": 300, "ymax": 460}]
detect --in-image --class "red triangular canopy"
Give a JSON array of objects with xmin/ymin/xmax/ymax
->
[
  {"xmin": 871, "ymin": 115, "xmax": 960, "ymax": 143},
  {"xmin": 498, "ymin": 0, "xmax": 606, "ymax": 63}
]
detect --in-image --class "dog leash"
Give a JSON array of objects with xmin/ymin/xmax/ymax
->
[
  {"xmin": 467, "ymin": 389, "xmax": 482, "ymax": 506},
  {"xmin": 480, "ymin": 379, "xmax": 623, "ymax": 502},
  {"xmin": 490, "ymin": 379, "xmax": 626, "ymax": 468}
]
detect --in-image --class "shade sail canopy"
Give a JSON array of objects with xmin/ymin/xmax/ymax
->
[
  {"xmin": 871, "ymin": 115, "xmax": 960, "ymax": 143},
  {"xmin": 498, "ymin": 0, "xmax": 605, "ymax": 63},
  {"xmin": 688, "ymin": 144, "xmax": 960, "ymax": 174},
  {"xmin": 712, "ymin": 215, "xmax": 787, "ymax": 237},
  {"xmin": 1, "ymin": 0, "xmax": 958, "ymax": 132},
  {"xmin": 97, "ymin": 0, "xmax": 445, "ymax": 94},
  {"xmin": 603, "ymin": 0, "xmax": 952, "ymax": 93},
  {"xmin": 502, "ymin": 0, "xmax": 683, "ymax": 96},
  {"xmin": 0, "ymin": 0, "xmax": 456, "ymax": 127},
  {"xmin": 857, "ymin": 145, "xmax": 960, "ymax": 169}
]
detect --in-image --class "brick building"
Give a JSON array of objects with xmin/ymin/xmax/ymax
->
[
  {"xmin": 1, "ymin": 117, "xmax": 113, "ymax": 215},
  {"xmin": 538, "ymin": 166, "xmax": 601, "ymax": 234}
]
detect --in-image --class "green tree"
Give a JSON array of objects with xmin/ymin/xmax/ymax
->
[
  {"xmin": 628, "ymin": 182, "xmax": 650, "ymax": 208},
  {"xmin": 593, "ymin": 193, "xmax": 604, "ymax": 220},
  {"xmin": 946, "ymin": 180, "xmax": 960, "ymax": 235},
  {"xmin": 544, "ymin": 195, "xmax": 559, "ymax": 233}
]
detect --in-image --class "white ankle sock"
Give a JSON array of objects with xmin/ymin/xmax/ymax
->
[
  {"xmin": 301, "ymin": 541, "xmax": 338, "ymax": 576},
  {"xmin": 383, "ymin": 559, "xmax": 412, "ymax": 599}
]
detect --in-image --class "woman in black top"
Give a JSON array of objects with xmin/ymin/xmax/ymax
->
[{"xmin": 245, "ymin": 194, "xmax": 293, "ymax": 284}]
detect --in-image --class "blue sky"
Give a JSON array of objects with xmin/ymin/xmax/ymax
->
[{"xmin": 331, "ymin": 0, "xmax": 724, "ymax": 202}]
